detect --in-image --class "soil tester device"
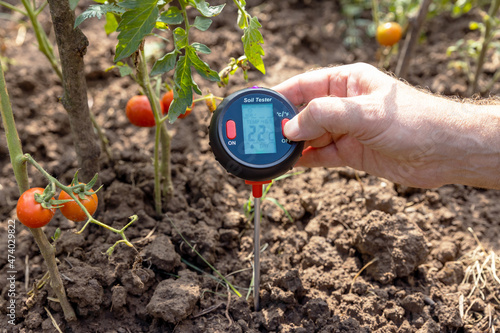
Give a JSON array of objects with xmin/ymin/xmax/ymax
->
[{"xmin": 209, "ymin": 87, "xmax": 304, "ymax": 310}]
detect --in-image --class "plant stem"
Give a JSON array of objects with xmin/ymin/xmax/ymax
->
[
  {"xmin": 153, "ymin": 119, "xmax": 163, "ymax": 215},
  {"xmin": 160, "ymin": 122, "xmax": 173, "ymax": 200},
  {"xmin": 371, "ymin": 0, "xmax": 380, "ymax": 28},
  {"xmin": 0, "ymin": 62, "xmax": 29, "ymax": 194},
  {"xmin": 21, "ymin": 0, "xmax": 63, "ymax": 80},
  {"xmin": 0, "ymin": 60, "xmax": 76, "ymax": 322},
  {"xmin": 46, "ymin": 0, "xmax": 101, "ymax": 182},
  {"xmin": 232, "ymin": 0, "xmax": 249, "ymax": 26},
  {"xmin": 482, "ymin": 69, "xmax": 500, "ymax": 93},
  {"xmin": 153, "ymin": 79, "xmax": 173, "ymax": 200},
  {"xmin": 20, "ymin": 0, "xmax": 111, "ymax": 171},
  {"xmin": 469, "ymin": 0, "xmax": 500, "ymax": 96},
  {"xmin": 395, "ymin": 0, "xmax": 432, "ymax": 78},
  {"xmin": 0, "ymin": 1, "xmax": 27, "ymax": 15},
  {"xmin": 135, "ymin": 48, "xmax": 173, "ymax": 214},
  {"xmin": 29, "ymin": 228, "xmax": 76, "ymax": 321},
  {"xmin": 180, "ymin": 0, "xmax": 192, "ymax": 31}
]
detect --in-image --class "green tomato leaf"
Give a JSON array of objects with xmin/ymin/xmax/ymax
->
[
  {"xmin": 159, "ymin": 6, "xmax": 184, "ymax": 25},
  {"xmin": 74, "ymin": 4, "xmax": 125, "ymax": 28},
  {"xmin": 191, "ymin": 42, "xmax": 211, "ymax": 54},
  {"xmin": 151, "ymin": 50, "xmax": 178, "ymax": 76},
  {"xmin": 106, "ymin": 62, "xmax": 133, "ymax": 77},
  {"xmin": 193, "ymin": 16, "xmax": 212, "ymax": 31},
  {"xmin": 114, "ymin": 0, "xmax": 159, "ymax": 62},
  {"xmin": 242, "ymin": 16, "xmax": 265, "ymax": 74},
  {"xmin": 188, "ymin": 0, "xmax": 225, "ymax": 17},
  {"xmin": 119, "ymin": 66, "xmax": 133, "ymax": 77},
  {"xmin": 173, "ymin": 27, "xmax": 188, "ymax": 49},
  {"xmin": 51, "ymin": 228, "xmax": 62, "ymax": 242},
  {"xmin": 169, "ymin": 55, "xmax": 195, "ymax": 122},
  {"xmin": 104, "ymin": 12, "xmax": 119, "ymax": 35},
  {"xmin": 187, "ymin": 46, "xmax": 220, "ymax": 81}
]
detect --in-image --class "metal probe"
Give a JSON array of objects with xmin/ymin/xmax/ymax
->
[{"xmin": 253, "ymin": 195, "xmax": 261, "ymax": 311}]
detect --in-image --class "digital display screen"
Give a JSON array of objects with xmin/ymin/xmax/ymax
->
[{"xmin": 242, "ymin": 103, "xmax": 276, "ymax": 154}]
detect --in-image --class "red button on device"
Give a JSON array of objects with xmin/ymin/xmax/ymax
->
[
  {"xmin": 226, "ymin": 120, "xmax": 236, "ymax": 140},
  {"xmin": 281, "ymin": 118, "xmax": 290, "ymax": 137}
]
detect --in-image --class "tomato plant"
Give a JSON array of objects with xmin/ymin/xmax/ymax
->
[
  {"xmin": 58, "ymin": 183, "xmax": 98, "ymax": 222},
  {"xmin": 376, "ymin": 22, "xmax": 402, "ymax": 46},
  {"xmin": 16, "ymin": 187, "xmax": 56, "ymax": 228},
  {"xmin": 76, "ymin": 0, "xmax": 266, "ymax": 214}
]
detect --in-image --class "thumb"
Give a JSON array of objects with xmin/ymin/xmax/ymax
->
[{"xmin": 284, "ymin": 96, "xmax": 365, "ymax": 141}]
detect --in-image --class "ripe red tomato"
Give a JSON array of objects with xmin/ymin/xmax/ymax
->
[
  {"xmin": 126, "ymin": 95, "xmax": 163, "ymax": 127},
  {"xmin": 161, "ymin": 90, "xmax": 174, "ymax": 114},
  {"xmin": 161, "ymin": 90, "xmax": 194, "ymax": 119},
  {"xmin": 376, "ymin": 22, "xmax": 402, "ymax": 47},
  {"xmin": 16, "ymin": 188, "xmax": 55, "ymax": 228},
  {"xmin": 58, "ymin": 184, "xmax": 98, "ymax": 222}
]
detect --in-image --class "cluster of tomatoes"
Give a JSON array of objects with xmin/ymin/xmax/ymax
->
[
  {"xmin": 125, "ymin": 90, "xmax": 193, "ymax": 127},
  {"xmin": 16, "ymin": 184, "xmax": 98, "ymax": 229}
]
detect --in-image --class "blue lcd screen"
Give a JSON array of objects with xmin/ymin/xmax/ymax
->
[{"xmin": 241, "ymin": 103, "xmax": 276, "ymax": 155}]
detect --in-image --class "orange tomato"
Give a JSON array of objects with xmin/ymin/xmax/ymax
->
[
  {"xmin": 58, "ymin": 185, "xmax": 98, "ymax": 222},
  {"xmin": 376, "ymin": 22, "xmax": 402, "ymax": 47}
]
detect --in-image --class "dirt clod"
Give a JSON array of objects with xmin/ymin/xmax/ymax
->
[
  {"xmin": 270, "ymin": 269, "xmax": 305, "ymax": 299},
  {"xmin": 304, "ymin": 298, "xmax": 330, "ymax": 321},
  {"xmin": 436, "ymin": 304, "xmax": 463, "ymax": 328},
  {"xmin": 400, "ymin": 293, "xmax": 426, "ymax": 313},
  {"xmin": 24, "ymin": 311, "xmax": 42, "ymax": 329},
  {"xmin": 146, "ymin": 277, "xmax": 200, "ymax": 324},
  {"xmin": 111, "ymin": 285, "xmax": 127, "ymax": 310},
  {"xmin": 354, "ymin": 211, "xmax": 430, "ymax": 283},
  {"xmin": 436, "ymin": 261, "xmax": 464, "ymax": 285},
  {"xmin": 432, "ymin": 240, "xmax": 459, "ymax": 263},
  {"xmin": 141, "ymin": 234, "xmax": 181, "ymax": 273}
]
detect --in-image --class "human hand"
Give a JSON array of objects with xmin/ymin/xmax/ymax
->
[{"xmin": 273, "ymin": 63, "xmax": 500, "ymax": 189}]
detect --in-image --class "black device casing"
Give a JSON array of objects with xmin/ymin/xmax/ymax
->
[{"xmin": 209, "ymin": 87, "xmax": 304, "ymax": 181}]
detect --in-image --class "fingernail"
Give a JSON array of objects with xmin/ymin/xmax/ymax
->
[{"xmin": 284, "ymin": 117, "xmax": 299, "ymax": 139}]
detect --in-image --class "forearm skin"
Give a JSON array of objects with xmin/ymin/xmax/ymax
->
[{"xmin": 445, "ymin": 103, "xmax": 500, "ymax": 189}]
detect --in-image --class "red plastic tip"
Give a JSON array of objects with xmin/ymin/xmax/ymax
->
[{"xmin": 245, "ymin": 180, "xmax": 272, "ymax": 198}]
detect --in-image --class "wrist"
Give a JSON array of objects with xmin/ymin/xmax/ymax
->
[{"xmin": 443, "ymin": 102, "xmax": 500, "ymax": 189}]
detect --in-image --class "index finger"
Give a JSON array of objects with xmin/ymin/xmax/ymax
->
[
  {"xmin": 272, "ymin": 64, "xmax": 356, "ymax": 106},
  {"xmin": 272, "ymin": 63, "xmax": 379, "ymax": 106}
]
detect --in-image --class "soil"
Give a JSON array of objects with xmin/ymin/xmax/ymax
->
[{"xmin": 0, "ymin": 1, "xmax": 499, "ymax": 332}]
